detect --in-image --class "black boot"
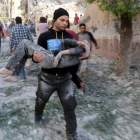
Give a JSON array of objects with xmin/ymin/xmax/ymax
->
[
  {"xmin": 67, "ymin": 132, "xmax": 79, "ymax": 140},
  {"xmin": 35, "ymin": 114, "xmax": 42, "ymax": 126}
]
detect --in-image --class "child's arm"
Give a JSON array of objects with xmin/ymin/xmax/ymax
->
[
  {"xmin": 53, "ymin": 41, "xmax": 90, "ymax": 67},
  {"xmin": 53, "ymin": 50, "xmax": 70, "ymax": 67}
]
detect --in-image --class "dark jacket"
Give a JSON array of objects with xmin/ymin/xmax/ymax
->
[{"xmin": 37, "ymin": 27, "xmax": 74, "ymax": 75}]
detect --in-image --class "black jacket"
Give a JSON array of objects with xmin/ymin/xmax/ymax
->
[{"xmin": 37, "ymin": 27, "xmax": 74, "ymax": 74}]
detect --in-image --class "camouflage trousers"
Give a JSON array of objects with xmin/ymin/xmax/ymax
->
[{"xmin": 5, "ymin": 39, "xmax": 84, "ymax": 76}]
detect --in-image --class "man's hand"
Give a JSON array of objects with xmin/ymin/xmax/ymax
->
[
  {"xmin": 79, "ymin": 52, "xmax": 89, "ymax": 59},
  {"xmin": 10, "ymin": 48, "xmax": 13, "ymax": 54},
  {"xmin": 79, "ymin": 44, "xmax": 90, "ymax": 59},
  {"xmin": 33, "ymin": 51, "xmax": 46, "ymax": 62},
  {"xmin": 96, "ymin": 46, "xmax": 100, "ymax": 49}
]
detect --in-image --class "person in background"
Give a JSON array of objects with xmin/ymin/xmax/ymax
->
[
  {"xmin": 37, "ymin": 17, "xmax": 49, "ymax": 35},
  {"xmin": 4, "ymin": 17, "xmax": 33, "ymax": 81},
  {"xmin": 0, "ymin": 25, "xmax": 2, "ymax": 52},
  {"xmin": 77, "ymin": 23, "xmax": 99, "ymax": 76},
  {"xmin": 74, "ymin": 13, "xmax": 79, "ymax": 25},
  {"xmin": 66, "ymin": 21, "xmax": 89, "ymax": 94},
  {"xmin": 3, "ymin": 24, "xmax": 9, "ymax": 41},
  {"xmin": 8, "ymin": 21, "xmax": 15, "ymax": 34},
  {"xmin": 30, "ymin": 22, "xmax": 37, "ymax": 37}
]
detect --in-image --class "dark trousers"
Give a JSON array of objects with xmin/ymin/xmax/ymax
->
[
  {"xmin": 35, "ymin": 71, "xmax": 77, "ymax": 134},
  {"xmin": 69, "ymin": 63, "xmax": 82, "ymax": 89}
]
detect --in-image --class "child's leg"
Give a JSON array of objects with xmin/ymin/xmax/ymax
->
[{"xmin": 4, "ymin": 39, "xmax": 54, "ymax": 75}]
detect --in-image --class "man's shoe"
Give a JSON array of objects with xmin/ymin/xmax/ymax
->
[
  {"xmin": 35, "ymin": 114, "xmax": 43, "ymax": 126},
  {"xmin": 0, "ymin": 67, "xmax": 13, "ymax": 75},
  {"xmin": 35, "ymin": 119, "xmax": 43, "ymax": 126},
  {"xmin": 67, "ymin": 132, "xmax": 79, "ymax": 140},
  {"xmin": 3, "ymin": 75, "xmax": 17, "ymax": 82}
]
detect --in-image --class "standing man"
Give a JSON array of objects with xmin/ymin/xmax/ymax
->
[
  {"xmin": 4, "ymin": 17, "xmax": 33, "ymax": 81},
  {"xmin": 74, "ymin": 13, "xmax": 79, "ymax": 25},
  {"xmin": 34, "ymin": 8, "xmax": 79, "ymax": 140},
  {"xmin": 77, "ymin": 23, "xmax": 99, "ymax": 75}
]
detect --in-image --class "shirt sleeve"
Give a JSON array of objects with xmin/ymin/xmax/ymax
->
[
  {"xmin": 88, "ymin": 32, "xmax": 98, "ymax": 46},
  {"xmin": 9, "ymin": 29, "xmax": 15, "ymax": 48}
]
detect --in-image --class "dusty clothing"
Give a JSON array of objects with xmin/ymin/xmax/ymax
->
[
  {"xmin": 79, "ymin": 59, "xmax": 88, "ymax": 73},
  {"xmin": 9, "ymin": 23, "xmax": 34, "ymax": 78},
  {"xmin": 35, "ymin": 72, "xmax": 77, "ymax": 134},
  {"xmin": 5, "ymin": 39, "xmax": 84, "ymax": 76}
]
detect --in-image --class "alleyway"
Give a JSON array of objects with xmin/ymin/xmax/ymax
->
[{"xmin": 0, "ymin": 39, "xmax": 140, "ymax": 140}]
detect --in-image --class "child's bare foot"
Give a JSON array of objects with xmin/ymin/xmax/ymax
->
[
  {"xmin": 3, "ymin": 75, "xmax": 17, "ymax": 82},
  {"xmin": 0, "ymin": 67, "xmax": 13, "ymax": 75}
]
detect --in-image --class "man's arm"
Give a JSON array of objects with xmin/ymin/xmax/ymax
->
[
  {"xmin": 9, "ymin": 29, "xmax": 15, "ymax": 54},
  {"xmin": 87, "ymin": 31, "xmax": 98, "ymax": 46},
  {"xmin": 9, "ymin": 29, "xmax": 14, "ymax": 48},
  {"xmin": 33, "ymin": 33, "xmax": 46, "ymax": 62}
]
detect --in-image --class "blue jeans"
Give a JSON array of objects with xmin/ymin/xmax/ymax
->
[{"xmin": 19, "ymin": 67, "xmax": 26, "ymax": 78}]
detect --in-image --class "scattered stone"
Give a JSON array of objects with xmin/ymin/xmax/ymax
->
[
  {"xmin": 0, "ymin": 93, "xmax": 6, "ymax": 97},
  {"xmin": 108, "ymin": 73, "xmax": 118, "ymax": 80},
  {"xmin": 0, "ymin": 41, "xmax": 140, "ymax": 140},
  {"xmin": 123, "ymin": 81, "xmax": 133, "ymax": 88},
  {"xmin": 126, "ymin": 87, "xmax": 133, "ymax": 92},
  {"xmin": 88, "ymin": 104, "xmax": 92, "ymax": 108}
]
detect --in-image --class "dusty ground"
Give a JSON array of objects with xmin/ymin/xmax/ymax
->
[{"xmin": 0, "ymin": 39, "xmax": 140, "ymax": 140}]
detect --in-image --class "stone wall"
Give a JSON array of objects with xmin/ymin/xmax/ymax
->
[
  {"xmin": 71, "ymin": 3, "xmax": 140, "ymax": 65},
  {"xmin": 27, "ymin": 0, "xmax": 86, "ymax": 34},
  {"xmin": 11, "ymin": 0, "xmax": 22, "ymax": 18}
]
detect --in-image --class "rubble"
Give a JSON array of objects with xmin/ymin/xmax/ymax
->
[{"xmin": 0, "ymin": 40, "xmax": 140, "ymax": 140}]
